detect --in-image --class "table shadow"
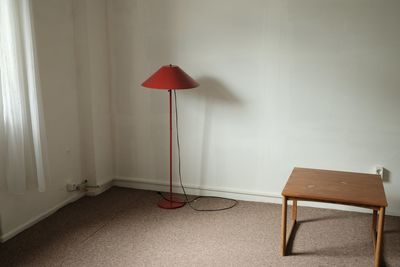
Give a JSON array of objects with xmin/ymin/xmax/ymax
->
[{"xmin": 285, "ymin": 218, "xmax": 388, "ymax": 266}]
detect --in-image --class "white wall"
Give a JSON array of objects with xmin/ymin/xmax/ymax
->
[
  {"xmin": 109, "ymin": 0, "xmax": 400, "ymax": 214},
  {"xmin": 73, "ymin": 0, "xmax": 114, "ymax": 187},
  {"xmin": 0, "ymin": 0, "xmax": 83, "ymax": 238},
  {"xmin": 0, "ymin": 0, "xmax": 113, "ymax": 240}
]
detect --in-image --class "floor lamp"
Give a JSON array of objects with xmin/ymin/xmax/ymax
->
[{"xmin": 142, "ymin": 65, "xmax": 199, "ymax": 209}]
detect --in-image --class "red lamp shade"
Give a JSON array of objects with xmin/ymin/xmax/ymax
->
[{"xmin": 142, "ymin": 65, "xmax": 199, "ymax": 90}]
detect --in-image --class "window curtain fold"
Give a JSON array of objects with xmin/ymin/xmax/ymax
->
[{"xmin": 0, "ymin": 0, "xmax": 49, "ymax": 193}]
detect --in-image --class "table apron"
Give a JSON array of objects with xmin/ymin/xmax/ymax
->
[{"xmin": 285, "ymin": 196, "xmax": 383, "ymax": 211}]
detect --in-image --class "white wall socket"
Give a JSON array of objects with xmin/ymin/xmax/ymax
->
[
  {"xmin": 66, "ymin": 183, "xmax": 78, "ymax": 192},
  {"xmin": 375, "ymin": 166, "xmax": 384, "ymax": 180},
  {"xmin": 66, "ymin": 180, "xmax": 88, "ymax": 192}
]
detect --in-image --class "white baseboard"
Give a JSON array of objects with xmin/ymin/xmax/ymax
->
[
  {"xmin": 113, "ymin": 176, "xmax": 283, "ymax": 204},
  {"xmin": 114, "ymin": 176, "xmax": 400, "ymax": 217},
  {"xmin": 0, "ymin": 191, "xmax": 85, "ymax": 243},
  {"xmin": 85, "ymin": 180, "xmax": 113, "ymax": 196}
]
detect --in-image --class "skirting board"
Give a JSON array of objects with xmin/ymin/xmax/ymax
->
[
  {"xmin": 0, "ymin": 192, "xmax": 85, "ymax": 243},
  {"xmin": 114, "ymin": 176, "xmax": 400, "ymax": 217},
  {"xmin": 85, "ymin": 180, "xmax": 114, "ymax": 196}
]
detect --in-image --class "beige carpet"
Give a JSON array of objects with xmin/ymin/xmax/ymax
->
[{"xmin": 0, "ymin": 187, "xmax": 399, "ymax": 266}]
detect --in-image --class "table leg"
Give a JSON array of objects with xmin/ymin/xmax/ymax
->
[
  {"xmin": 281, "ymin": 196, "xmax": 287, "ymax": 256},
  {"xmin": 374, "ymin": 207, "xmax": 385, "ymax": 267},
  {"xmin": 371, "ymin": 210, "xmax": 377, "ymax": 250},
  {"xmin": 292, "ymin": 200, "xmax": 297, "ymax": 222}
]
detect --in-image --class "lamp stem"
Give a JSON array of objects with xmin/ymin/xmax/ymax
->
[
  {"xmin": 169, "ymin": 89, "xmax": 172, "ymax": 202},
  {"xmin": 156, "ymin": 89, "xmax": 184, "ymax": 209}
]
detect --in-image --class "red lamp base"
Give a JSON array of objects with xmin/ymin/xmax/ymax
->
[{"xmin": 158, "ymin": 195, "xmax": 186, "ymax": 209}]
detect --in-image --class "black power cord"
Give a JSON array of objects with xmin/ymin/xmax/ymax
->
[{"xmin": 158, "ymin": 90, "xmax": 238, "ymax": 211}]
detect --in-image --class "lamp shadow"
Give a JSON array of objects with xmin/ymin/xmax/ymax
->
[
  {"xmin": 188, "ymin": 77, "xmax": 243, "ymax": 193},
  {"xmin": 192, "ymin": 77, "xmax": 242, "ymax": 105}
]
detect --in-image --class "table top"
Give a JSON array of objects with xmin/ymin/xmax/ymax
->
[{"xmin": 282, "ymin": 167, "xmax": 388, "ymax": 208}]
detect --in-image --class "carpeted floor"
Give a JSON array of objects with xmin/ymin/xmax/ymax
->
[{"xmin": 0, "ymin": 187, "xmax": 399, "ymax": 267}]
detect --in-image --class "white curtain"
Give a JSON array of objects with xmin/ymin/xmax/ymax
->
[{"xmin": 0, "ymin": 0, "xmax": 48, "ymax": 193}]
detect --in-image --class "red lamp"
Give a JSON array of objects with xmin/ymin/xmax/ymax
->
[{"xmin": 142, "ymin": 65, "xmax": 199, "ymax": 209}]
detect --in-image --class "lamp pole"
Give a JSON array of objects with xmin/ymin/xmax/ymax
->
[
  {"xmin": 159, "ymin": 88, "xmax": 185, "ymax": 208},
  {"xmin": 169, "ymin": 89, "xmax": 173, "ymax": 203}
]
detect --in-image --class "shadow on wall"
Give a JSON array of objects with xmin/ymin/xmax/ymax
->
[
  {"xmin": 191, "ymin": 77, "xmax": 243, "ymax": 190},
  {"xmin": 382, "ymin": 167, "xmax": 391, "ymax": 183},
  {"xmin": 193, "ymin": 77, "xmax": 242, "ymax": 104}
]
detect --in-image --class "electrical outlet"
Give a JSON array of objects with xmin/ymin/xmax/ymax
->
[
  {"xmin": 66, "ymin": 180, "xmax": 88, "ymax": 192},
  {"xmin": 66, "ymin": 183, "xmax": 78, "ymax": 192},
  {"xmin": 375, "ymin": 166, "xmax": 384, "ymax": 180}
]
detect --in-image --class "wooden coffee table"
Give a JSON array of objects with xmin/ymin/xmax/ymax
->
[{"xmin": 281, "ymin": 167, "xmax": 388, "ymax": 267}]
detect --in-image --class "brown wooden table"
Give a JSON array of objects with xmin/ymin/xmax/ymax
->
[{"xmin": 281, "ymin": 167, "xmax": 388, "ymax": 267}]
